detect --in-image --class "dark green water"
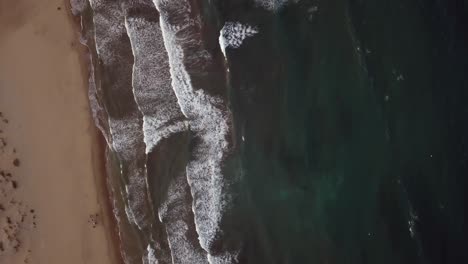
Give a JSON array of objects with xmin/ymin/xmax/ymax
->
[{"xmin": 218, "ymin": 0, "xmax": 468, "ymax": 263}]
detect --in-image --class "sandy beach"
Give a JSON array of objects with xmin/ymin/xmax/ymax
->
[{"xmin": 0, "ymin": 0, "xmax": 120, "ymax": 263}]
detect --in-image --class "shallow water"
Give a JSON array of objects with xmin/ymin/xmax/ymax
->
[{"xmin": 72, "ymin": 0, "xmax": 468, "ymax": 263}]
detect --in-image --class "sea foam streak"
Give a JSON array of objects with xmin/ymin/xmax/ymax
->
[
  {"xmin": 124, "ymin": 15, "xmax": 188, "ymax": 154},
  {"xmin": 153, "ymin": 0, "xmax": 238, "ymax": 262},
  {"xmin": 158, "ymin": 170, "xmax": 210, "ymax": 264},
  {"xmin": 89, "ymin": 0, "xmax": 150, "ymax": 233},
  {"xmin": 124, "ymin": 2, "xmax": 209, "ymax": 262},
  {"xmin": 254, "ymin": 0, "xmax": 290, "ymax": 11},
  {"xmin": 143, "ymin": 244, "xmax": 158, "ymax": 264},
  {"xmin": 89, "ymin": 1, "xmax": 172, "ymax": 263}
]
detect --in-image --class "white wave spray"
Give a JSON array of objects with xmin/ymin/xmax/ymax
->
[
  {"xmin": 219, "ymin": 22, "xmax": 258, "ymax": 59},
  {"xmin": 152, "ymin": 0, "xmax": 238, "ymax": 262}
]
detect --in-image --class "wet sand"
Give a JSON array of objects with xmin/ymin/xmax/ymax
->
[{"xmin": 0, "ymin": 0, "xmax": 120, "ymax": 263}]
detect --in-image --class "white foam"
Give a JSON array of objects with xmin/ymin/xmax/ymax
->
[
  {"xmin": 124, "ymin": 16, "xmax": 189, "ymax": 153},
  {"xmin": 144, "ymin": 244, "xmax": 159, "ymax": 264},
  {"xmin": 108, "ymin": 117, "xmax": 142, "ymax": 161},
  {"xmin": 85, "ymin": 2, "xmax": 172, "ymax": 263},
  {"xmin": 79, "ymin": 44, "xmax": 113, "ymax": 147},
  {"xmin": 90, "ymin": 0, "xmax": 152, "ymax": 234},
  {"xmin": 89, "ymin": 0, "xmax": 241, "ymax": 262},
  {"xmin": 143, "ymin": 117, "xmax": 188, "ymax": 153},
  {"xmin": 219, "ymin": 22, "xmax": 258, "ymax": 59},
  {"xmin": 153, "ymin": 0, "xmax": 236, "ymax": 262},
  {"xmin": 125, "ymin": 9, "xmax": 215, "ymax": 263},
  {"xmin": 124, "ymin": 204, "xmax": 137, "ymax": 228},
  {"xmin": 69, "ymin": 0, "xmax": 86, "ymax": 15},
  {"xmin": 159, "ymin": 174, "xmax": 209, "ymax": 264},
  {"xmin": 254, "ymin": 0, "xmax": 290, "ymax": 11},
  {"xmin": 107, "ymin": 180, "xmax": 133, "ymax": 264}
]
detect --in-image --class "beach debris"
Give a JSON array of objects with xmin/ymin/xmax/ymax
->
[
  {"xmin": 0, "ymin": 114, "xmax": 32, "ymax": 260},
  {"xmin": 88, "ymin": 213, "xmax": 99, "ymax": 228}
]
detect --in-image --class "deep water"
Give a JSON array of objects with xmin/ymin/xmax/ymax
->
[{"xmin": 219, "ymin": 0, "xmax": 468, "ymax": 263}]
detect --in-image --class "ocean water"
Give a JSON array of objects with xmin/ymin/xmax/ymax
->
[{"xmin": 72, "ymin": 0, "xmax": 468, "ymax": 263}]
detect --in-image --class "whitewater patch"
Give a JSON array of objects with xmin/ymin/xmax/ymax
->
[
  {"xmin": 219, "ymin": 22, "xmax": 258, "ymax": 59},
  {"xmin": 124, "ymin": 204, "xmax": 137, "ymax": 229},
  {"xmin": 254, "ymin": 0, "xmax": 291, "ymax": 11},
  {"xmin": 70, "ymin": 0, "xmax": 86, "ymax": 15},
  {"xmin": 153, "ymin": 0, "xmax": 238, "ymax": 262},
  {"xmin": 108, "ymin": 118, "xmax": 149, "ymax": 232},
  {"xmin": 124, "ymin": 16, "xmax": 188, "ymax": 154},
  {"xmin": 143, "ymin": 244, "xmax": 158, "ymax": 264},
  {"xmin": 108, "ymin": 117, "xmax": 142, "ymax": 161},
  {"xmin": 81, "ymin": 0, "xmax": 242, "ymax": 262},
  {"xmin": 158, "ymin": 172, "xmax": 209, "ymax": 264},
  {"xmin": 125, "ymin": 6, "xmax": 210, "ymax": 263},
  {"xmin": 88, "ymin": 2, "xmax": 172, "ymax": 263}
]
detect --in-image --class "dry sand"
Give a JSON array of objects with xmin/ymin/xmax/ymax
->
[{"xmin": 0, "ymin": 0, "xmax": 120, "ymax": 263}]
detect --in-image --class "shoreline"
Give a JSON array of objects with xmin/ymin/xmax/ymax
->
[
  {"xmin": 64, "ymin": 1, "xmax": 124, "ymax": 263},
  {"xmin": 89, "ymin": 132, "xmax": 124, "ymax": 264}
]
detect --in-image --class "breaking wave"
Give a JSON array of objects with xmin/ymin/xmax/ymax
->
[
  {"xmin": 219, "ymin": 22, "xmax": 258, "ymax": 59},
  {"xmin": 72, "ymin": 0, "xmax": 241, "ymax": 263}
]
